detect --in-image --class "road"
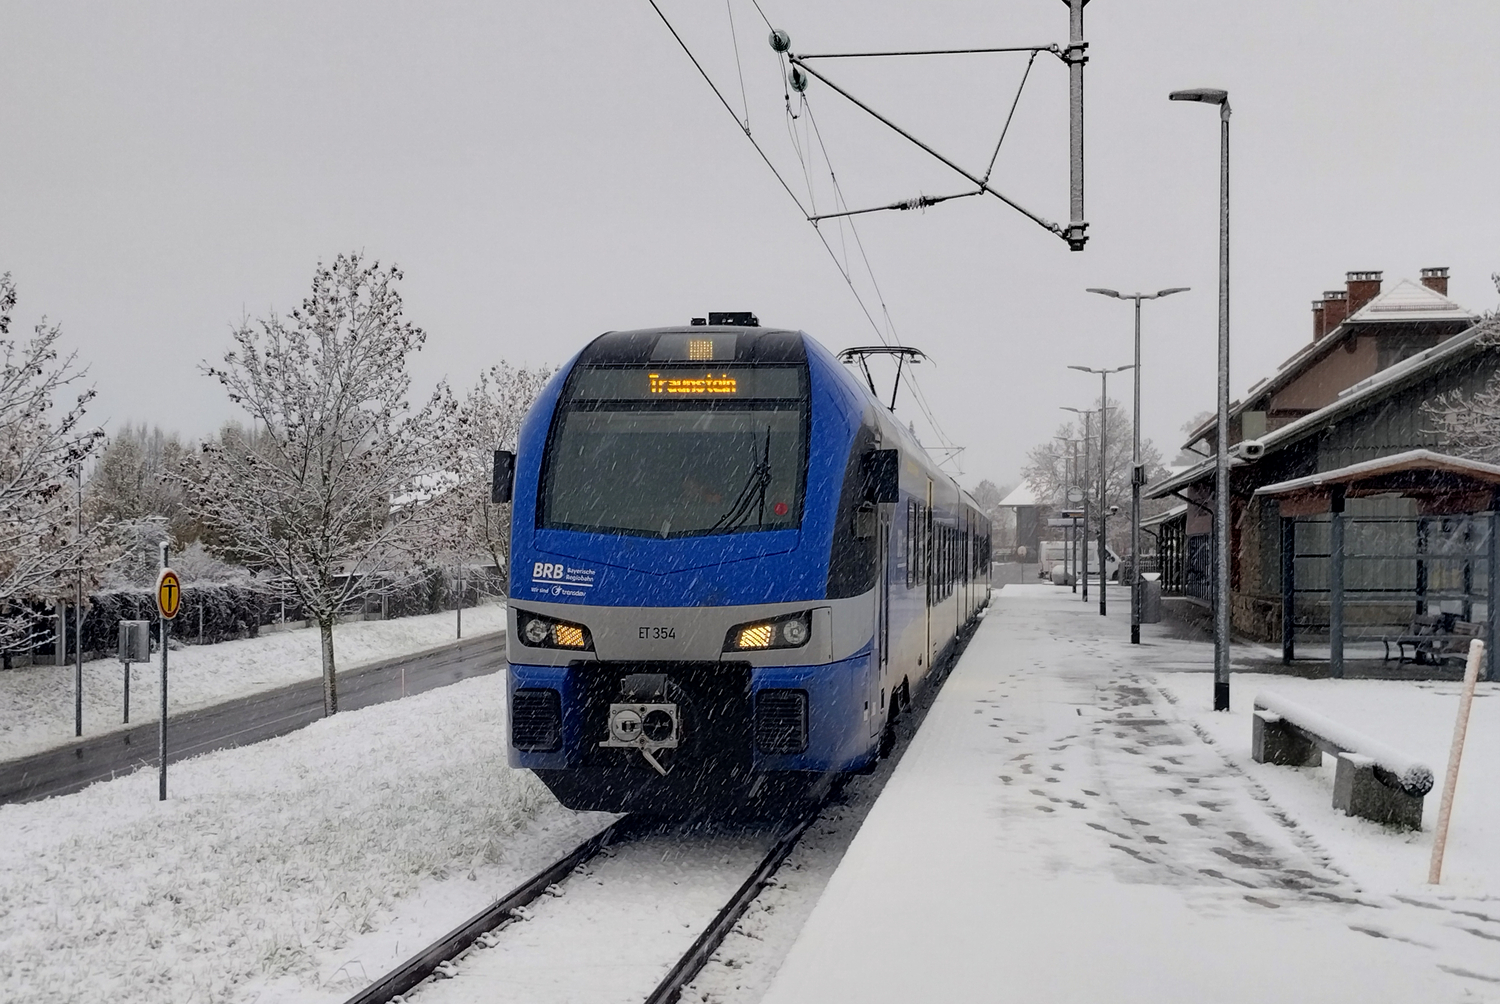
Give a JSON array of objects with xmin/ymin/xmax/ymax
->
[{"xmin": 0, "ymin": 631, "xmax": 507, "ymax": 805}]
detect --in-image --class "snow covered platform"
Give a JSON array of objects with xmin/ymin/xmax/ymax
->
[{"xmin": 760, "ymin": 584, "xmax": 1500, "ymax": 1002}]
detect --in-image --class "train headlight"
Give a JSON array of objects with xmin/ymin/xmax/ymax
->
[
  {"xmin": 553, "ymin": 624, "xmax": 587, "ymax": 649},
  {"xmin": 518, "ymin": 613, "xmax": 592, "ymax": 650},
  {"xmin": 724, "ymin": 612, "xmax": 812, "ymax": 652},
  {"xmin": 736, "ymin": 623, "xmax": 775, "ymax": 649}
]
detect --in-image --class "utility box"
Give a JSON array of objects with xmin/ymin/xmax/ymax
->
[
  {"xmin": 1140, "ymin": 575, "xmax": 1163, "ymax": 624},
  {"xmin": 118, "ymin": 620, "xmax": 151, "ymax": 662}
]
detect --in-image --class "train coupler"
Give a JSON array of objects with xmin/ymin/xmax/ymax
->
[{"xmin": 598, "ymin": 673, "xmax": 684, "ymax": 776}]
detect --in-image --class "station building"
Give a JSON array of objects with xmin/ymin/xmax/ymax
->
[{"xmin": 1146, "ymin": 267, "xmax": 1497, "ymax": 661}]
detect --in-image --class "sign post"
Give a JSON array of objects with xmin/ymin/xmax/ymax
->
[
  {"xmin": 117, "ymin": 620, "xmax": 150, "ymax": 723},
  {"xmin": 155, "ymin": 547, "xmax": 181, "ymax": 801},
  {"xmin": 1066, "ymin": 489, "xmax": 1084, "ymax": 591}
]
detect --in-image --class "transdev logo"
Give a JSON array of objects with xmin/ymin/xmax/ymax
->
[{"xmin": 531, "ymin": 562, "xmax": 597, "ymax": 598}]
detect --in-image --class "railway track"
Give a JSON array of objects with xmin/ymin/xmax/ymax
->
[
  {"xmin": 343, "ymin": 808, "xmax": 820, "ymax": 1004},
  {"xmin": 343, "ymin": 609, "xmax": 986, "ymax": 1004}
]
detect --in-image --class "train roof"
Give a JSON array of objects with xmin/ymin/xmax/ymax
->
[
  {"xmin": 579, "ymin": 326, "xmax": 807, "ymax": 366},
  {"xmin": 576, "ymin": 325, "xmax": 984, "ymax": 517}
]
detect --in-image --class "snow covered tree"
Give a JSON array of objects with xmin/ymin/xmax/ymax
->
[
  {"xmin": 0, "ymin": 273, "xmax": 107, "ymax": 650},
  {"xmin": 1172, "ymin": 411, "xmax": 1215, "ymax": 465},
  {"xmin": 436, "ymin": 362, "xmax": 554, "ymax": 587},
  {"xmin": 1422, "ymin": 275, "xmax": 1500, "ymax": 460},
  {"xmin": 1021, "ymin": 398, "xmax": 1168, "ymax": 551},
  {"xmin": 85, "ymin": 423, "xmax": 203, "ymax": 586},
  {"xmin": 185, "ymin": 254, "xmax": 455, "ymax": 715},
  {"xmin": 85, "ymin": 424, "xmax": 192, "ymax": 530}
]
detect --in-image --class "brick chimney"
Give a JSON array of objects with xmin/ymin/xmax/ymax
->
[
  {"xmin": 1311, "ymin": 299, "xmax": 1327, "ymax": 340},
  {"xmin": 1420, "ymin": 267, "xmax": 1450, "ymax": 296},
  {"xmin": 1346, "ymin": 270, "xmax": 1383, "ymax": 314},
  {"xmin": 1322, "ymin": 289, "xmax": 1350, "ymax": 331}
]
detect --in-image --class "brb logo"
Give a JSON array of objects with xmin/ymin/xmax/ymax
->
[{"xmin": 533, "ymin": 562, "xmax": 565, "ymax": 581}]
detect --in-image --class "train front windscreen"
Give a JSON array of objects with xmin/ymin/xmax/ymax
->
[{"xmin": 540, "ymin": 363, "xmax": 809, "ymax": 539}]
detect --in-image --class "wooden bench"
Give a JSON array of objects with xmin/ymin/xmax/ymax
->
[
  {"xmin": 1252, "ymin": 691, "xmax": 1433, "ymax": 830},
  {"xmin": 1382, "ymin": 612, "xmax": 1442, "ymax": 663},
  {"xmin": 1382, "ymin": 614, "xmax": 1482, "ymax": 665}
]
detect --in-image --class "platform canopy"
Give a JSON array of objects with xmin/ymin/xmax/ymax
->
[{"xmin": 1254, "ymin": 449, "xmax": 1500, "ymax": 516}]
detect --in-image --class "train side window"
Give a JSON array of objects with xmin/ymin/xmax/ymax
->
[{"xmin": 905, "ymin": 500, "xmax": 915, "ymax": 589}]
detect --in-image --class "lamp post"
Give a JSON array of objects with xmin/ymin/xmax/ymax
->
[
  {"xmin": 1069, "ymin": 366, "xmax": 1134, "ymax": 616},
  {"xmin": 1170, "ymin": 86, "xmax": 1231, "ymax": 711},
  {"xmin": 1061, "ymin": 406, "xmax": 1098, "ymax": 604},
  {"xmin": 1086, "ymin": 286, "xmax": 1190, "ymax": 643}
]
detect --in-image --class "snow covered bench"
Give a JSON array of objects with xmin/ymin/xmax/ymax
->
[{"xmin": 1252, "ymin": 691, "xmax": 1434, "ymax": 830}]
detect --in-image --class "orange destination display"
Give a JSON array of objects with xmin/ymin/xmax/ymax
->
[{"xmin": 647, "ymin": 372, "xmax": 738, "ymax": 395}]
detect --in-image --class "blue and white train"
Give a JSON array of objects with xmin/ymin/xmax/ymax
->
[{"xmin": 497, "ymin": 318, "xmax": 990, "ymax": 812}]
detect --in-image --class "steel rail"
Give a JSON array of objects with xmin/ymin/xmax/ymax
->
[
  {"xmin": 642, "ymin": 808, "xmax": 821, "ymax": 1004},
  {"xmin": 341, "ymin": 818, "xmax": 632, "ymax": 1004}
]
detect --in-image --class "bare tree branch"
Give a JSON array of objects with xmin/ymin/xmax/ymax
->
[{"xmin": 0, "ymin": 273, "xmax": 108, "ymax": 651}]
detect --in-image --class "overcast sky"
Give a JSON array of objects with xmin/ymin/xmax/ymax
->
[{"xmin": 2, "ymin": 1, "xmax": 1497, "ymax": 492}]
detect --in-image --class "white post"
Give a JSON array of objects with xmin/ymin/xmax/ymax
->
[
  {"xmin": 1429, "ymin": 638, "xmax": 1484, "ymax": 883},
  {"xmin": 159, "ymin": 541, "xmax": 170, "ymax": 802}
]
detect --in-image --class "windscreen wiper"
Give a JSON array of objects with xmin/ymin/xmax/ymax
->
[{"xmin": 709, "ymin": 427, "xmax": 773, "ymax": 532}]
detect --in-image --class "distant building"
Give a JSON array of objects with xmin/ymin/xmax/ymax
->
[{"xmin": 996, "ymin": 480, "xmax": 1043, "ymax": 561}]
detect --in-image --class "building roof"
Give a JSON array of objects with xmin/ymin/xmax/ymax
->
[
  {"xmin": 1253, "ymin": 450, "xmax": 1500, "ymax": 515},
  {"xmin": 997, "ymin": 480, "xmax": 1042, "ymax": 507},
  {"xmin": 1140, "ymin": 503, "xmax": 1187, "ymax": 529},
  {"xmin": 1146, "ymin": 455, "xmax": 1241, "ymax": 499},
  {"xmin": 1346, "ymin": 278, "xmax": 1472, "ymax": 323},
  {"xmin": 1181, "ymin": 277, "xmax": 1477, "ymax": 451},
  {"xmin": 1153, "ymin": 316, "xmax": 1499, "ymax": 500}
]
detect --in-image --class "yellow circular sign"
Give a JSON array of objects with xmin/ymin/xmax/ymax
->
[{"xmin": 156, "ymin": 569, "xmax": 182, "ymax": 620}]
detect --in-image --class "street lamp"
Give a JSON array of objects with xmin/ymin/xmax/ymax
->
[
  {"xmin": 1170, "ymin": 85, "xmax": 1232, "ymax": 711},
  {"xmin": 1086, "ymin": 286, "xmax": 1190, "ymax": 644},
  {"xmin": 1069, "ymin": 365, "xmax": 1133, "ymax": 617},
  {"xmin": 1060, "ymin": 406, "xmax": 1098, "ymax": 605}
]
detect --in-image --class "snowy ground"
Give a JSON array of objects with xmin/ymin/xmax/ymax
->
[
  {"xmin": 8, "ymin": 584, "xmax": 1498, "ymax": 1004},
  {"xmin": 0, "ymin": 669, "xmax": 611, "ymax": 1004},
  {"xmin": 0, "ymin": 603, "xmax": 506, "ymax": 762},
  {"xmin": 760, "ymin": 585, "xmax": 1500, "ymax": 1003},
  {"xmin": 1161, "ymin": 671, "xmax": 1498, "ymax": 899}
]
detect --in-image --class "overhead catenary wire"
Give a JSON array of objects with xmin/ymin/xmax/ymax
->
[
  {"xmin": 800, "ymin": 99, "xmax": 959, "ymax": 455},
  {"xmin": 725, "ymin": 0, "xmax": 751, "ymax": 130},
  {"xmin": 788, "ymin": 57, "xmax": 1061, "ymax": 238},
  {"xmin": 645, "ymin": 0, "xmax": 986, "ymax": 465},
  {"xmin": 982, "ymin": 49, "xmax": 1040, "ymax": 184},
  {"xmin": 796, "ymin": 44, "xmax": 1062, "ymax": 60},
  {"xmin": 643, "ymin": 0, "xmax": 810, "ymax": 219}
]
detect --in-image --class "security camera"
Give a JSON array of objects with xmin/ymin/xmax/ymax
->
[{"xmin": 1239, "ymin": 439, "xmax": 1266, "ymax": 460}]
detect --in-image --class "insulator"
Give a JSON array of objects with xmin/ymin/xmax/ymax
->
[
  {"xmin": 789, "ymin": 67, "xmax": 809, "ymax": 93},
  {"xmin": 768, "ymin": 28, "xmax": 791, "ymax": 52}
]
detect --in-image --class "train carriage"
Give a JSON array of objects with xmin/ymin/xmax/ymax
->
[{"xmin": 500, "ymin": 318, "xmax": 990, "ymax": 812}]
